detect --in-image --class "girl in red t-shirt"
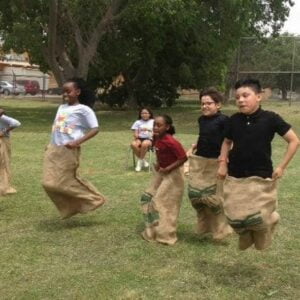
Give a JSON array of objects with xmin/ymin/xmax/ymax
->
[{"xmin": 140, "ymin": 115, "xmax": 187, "ymax": 245}]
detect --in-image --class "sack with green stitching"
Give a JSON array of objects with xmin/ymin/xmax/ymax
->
[
  {"xmin": 187, "ymin": 155, "xmax": 232, "ymax": 240},
  {"xmin": 223, "ymin": 176, "xmax": 279, "ymax": 250},
  {"xmin": 140, "ymin": 167, "xmax": 184, "ymax": 245}
]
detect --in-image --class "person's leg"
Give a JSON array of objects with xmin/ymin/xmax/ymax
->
[
  {"xmin": 140, "ymin": 140, "xmax": 152, "ymax": 159},
  {"xmin": 140, "ymin": 140, "xmax": 152, "ymax": 168},
  {"xmin": 131, "ymin": 139, "xmax": 142, "ymax": 158},
  {"xmin": 131, "ymin": 139, "xmax": 144, "ymax": 171}
]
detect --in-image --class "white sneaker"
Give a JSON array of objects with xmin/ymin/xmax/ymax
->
[
  {"xmin": 135, "ymin": 159, "xmax": 142, "ymax": 172},
  {"xmin": 143, "ymin": 160, "xmax": 149, "ymax": 168}
]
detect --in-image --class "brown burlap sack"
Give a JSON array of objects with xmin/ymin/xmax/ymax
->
[
  {"xmin": 188, "ymin": 155, "xmax": 232, "ymax": 240},
  {"xmin": 42, "ymin": 144, "xmax": 106, "ymax": 219},
  {"xmin": 141, "ymin": 167, "xmax": 184, "ymax": 245},
  {"xmin": 0, "ymin": 137, "xmax": 17, "ymax": 196},
  {"xmin": 223, "ymin": 176, "xmax": 279, "ymax": 250}
]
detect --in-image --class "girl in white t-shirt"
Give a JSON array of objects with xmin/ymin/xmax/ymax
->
[
  {"xmin": 131, "ymin": 108, "xmax": 154, "ymax": 172},
  {"xmin": 42, "ymin": 78, "xmax": 106, "ymax": 219},
  {"xmin": 0, "ymin": 108, "xmax": 21, "ymax": 196}
]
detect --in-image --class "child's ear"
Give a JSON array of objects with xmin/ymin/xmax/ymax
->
[{"xmin": 257, "ymin": 92, "xmax": 262, "ymax": 102}]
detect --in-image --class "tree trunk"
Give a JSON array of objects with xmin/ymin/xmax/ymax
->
[{"xmin": 46, "ymin": 0, "xmax": 127, "ymax": 86}]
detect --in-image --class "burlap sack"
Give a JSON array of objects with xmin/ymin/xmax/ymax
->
[
  {"xmin": 188, "ymin": 155, "xmax": 232, "ymax": 240},
  {"xmin": 42, "ymin": 144, "xmax": 106, "ymax": 219},
  {"xmin": 141, "ymin": 167, "xmax": 184, "ymax": 245},
  {"xmin": 0, "ymin": 137, "xmax": 17, "ymax": 196},
  {"xmin": 223, "ymin": 176, "xmax": 279, "ymax": 250}
]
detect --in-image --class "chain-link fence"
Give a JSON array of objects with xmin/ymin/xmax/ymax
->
[{"xmin": 228, "ymin": 36, "xmax": 300, "ymax": 105}]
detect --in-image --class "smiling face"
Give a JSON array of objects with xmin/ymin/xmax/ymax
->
[
  {"xmin": 200, "ymin": 95, "xmax": 220, "ymax": 116},
  {"xmin": 63, "ymin": 82, "xmax": 81, "ymax": 105},
  {"xmin": 235, "ymin": 86, "xmax": 261, "ymax": 115},
  {"xmin": 153, "ymin": 116, "xmax": 169, "ymax": 137}
]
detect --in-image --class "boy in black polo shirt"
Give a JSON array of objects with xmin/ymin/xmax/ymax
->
[
  {"xmin": 188, "ymin": 88, "xmax": 232, "ymax": 240},
  {"xmin": 218, "ymin": 78, "xmax": 299, "ymax": 250}
]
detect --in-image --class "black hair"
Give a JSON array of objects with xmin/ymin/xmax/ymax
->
[
  {"xmin": 65, "ymin": 77, "xmax": 96, "ymax": 108},
  {"xmin": 199, "ymin": 87, "xmax": 224, "ymax": 104},
  {"xmin": 137, "ymin": 107, "xmax": 154, "ymax": 120},
  {"xmin": 157, "ymin": 114, "xmax": 176, "ymax": 135},
  {"xmin": 234, "ymin": 78, "xmax": 262, "ymax": 94}
]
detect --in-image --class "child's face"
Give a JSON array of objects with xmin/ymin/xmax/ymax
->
[
  {"xmin": 63, "ymin": 82, "xmax": 80, "ymax": 105},
  {"xmin": 200, "ymin": 95, "xmax": 220, "ymax": 116},
  {"xmin": 235, "ymin": 86, "xmax": 261, "ymax": 115},
  {"xmin": 153, "ymin": 116, "xmax": 169, "ymax": 137},
  {"xmin": 140, "ymin": 109, "xmax": 151, "ymax": 121}
]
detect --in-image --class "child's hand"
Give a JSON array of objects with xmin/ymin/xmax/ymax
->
[
  {"xmin": 154, "ymin": 163, "xmax": 160, "ymax": 172},
  {"xmin": 272, "ymin": 166, "xmax": 284, "ymax": 179},
  {"xmin": 65, "ymin": 141, "xmax": 80, "ymax": 149},
  {"xmin": 0, "ymin": 108, "xmax": 5, "ymax": 116},
  {"xmin": 159, "ymin": 167, "xmax": 170, "ymax": 174},
  {"xmin": 217, "ymin": 163, "xmax": 228, "ymax": 179}
]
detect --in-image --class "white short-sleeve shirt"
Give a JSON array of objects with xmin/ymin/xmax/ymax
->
[
  {"xmin": 51, "ymin": 104, "xmax": 99, "ymax": 145},
  {"xmin": 131, "ymin": 119, "xmax": 154, "ymax": 139},
  {"xmin": 0, "ymin": 115, "xmax": 21, "ymax": 137}
]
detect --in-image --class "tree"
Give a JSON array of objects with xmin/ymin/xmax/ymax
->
[
  {"xmin": 0, "ymin": 0, "xmax": 295, "ymax": 107},
  {"xmin": 0, "ymin": 0, "xmax": 128, "ymax": 85},
  {"xmin": 235, "ymin": 34, "xmax": 300, "ymax": 100}
]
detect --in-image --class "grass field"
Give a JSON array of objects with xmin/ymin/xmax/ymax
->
[{"xmin": 0, "ymin": 97, "xmax": 299, "ymax": 300}]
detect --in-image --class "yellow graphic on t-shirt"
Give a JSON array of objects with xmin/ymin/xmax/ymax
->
[{"xmin": 52, "ymin": 112, "xmax": 75, "ymax": 135}]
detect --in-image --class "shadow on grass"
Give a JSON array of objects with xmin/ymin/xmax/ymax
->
[
  {"xmin": 178, "ymin": 229, "xmax": 231, "ymax": 247},
  {"xmin": 37, "ymin": 216, "xmax": 106, "ymax": 232},
  {"xmin": 195, "ymin": 258, "xmax": 263, "ymax": 289}
]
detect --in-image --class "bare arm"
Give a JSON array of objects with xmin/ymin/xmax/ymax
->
[
  {"xmin": 159, "ymin": 157, "xmax": 188, "ymax": 174},
  {"xmin": 217, "ymin": 138, "xmax": 233, "ymax": 179},
  {"xmin": 133, "ymin": 129, "xmax": 139, "ymax": 139},
  {"xmin": 272, "ymin": 129, "xmax": 300, "ymax": 179},
  {"xmin": 65, "ymin": 128, "xmax": 99, "ymax": 149}
]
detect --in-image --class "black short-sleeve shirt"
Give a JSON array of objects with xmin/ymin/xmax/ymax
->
[
  {"xmin": 224, "ymin": 107, "xmax": 291, "ymax": 178},
  {"xmin": 195, "ymin": 112, "xmax": 229, "ymax": 158}
]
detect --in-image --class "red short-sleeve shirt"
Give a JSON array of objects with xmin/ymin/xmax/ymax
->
[{"xmin": 154, "ymin": 134, "xmax": 187, "ymax": 168}]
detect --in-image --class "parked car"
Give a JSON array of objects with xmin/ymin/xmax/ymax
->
[
  {"xmin": 47, "ymin": 87, "xmax": 63, "ymax": 95},
  {"xmin": 16, "ymin": 80, "xmax": 40, "ymax": 95},
  {"xmin": 0, "ymin": 81, "xmax": 25, "ymax": 95}
]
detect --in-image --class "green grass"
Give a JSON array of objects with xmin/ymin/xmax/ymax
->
[{"xmin": 0, "ymin": 97, "xmax": 299, "ymax": 300}]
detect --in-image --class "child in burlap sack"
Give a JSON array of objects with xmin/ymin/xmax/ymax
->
[
  {"xmin": 218, "ymin": 78, "xmax": 299, "ymax": 250},
  {"xmin": 0, "ymin": 108, "xmax": 21, "ymax": 196},
  {"xmin": 187, "ymin": 88, "xmax": 232, "ymax": 240},
  {"xmin": 42, "ymin": 78, "xmax": 106, "ymax": 219},
  {"xmin": 140, "ymin": 115, "xmax": 187, "ymax": 245}
]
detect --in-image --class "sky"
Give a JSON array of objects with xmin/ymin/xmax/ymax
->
[{"xmin": 281, "ymin": 1, "xmax": 300, "ymax": 35}]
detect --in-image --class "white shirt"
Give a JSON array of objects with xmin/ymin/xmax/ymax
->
[
  {"xmin": 131, "ymin": 119, "xmax": 154, "ymax": 139},
  {"xmin": 51, "ymin": 104, "xmax": 99, "ymax": 145},
  {"xmin": 0, "ymin": 115, "xmax": 21, "ymax": 137}
]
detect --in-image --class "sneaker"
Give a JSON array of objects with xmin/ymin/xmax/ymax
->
[
  {"xmin": 143, "ymin": 160, "xmax": 149, "ymax": 168},
  {"xmin": 135, "ymin": 159, "xmax": 142, "ymax": 172}
]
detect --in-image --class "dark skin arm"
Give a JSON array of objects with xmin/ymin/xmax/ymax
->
[
  {"xmin": 65, "ymin": 128, "xmax": 99, "ymax": 149},
  {"xmin": 155, "ymin": 157, "xmax": 188, "ymax": 174}
]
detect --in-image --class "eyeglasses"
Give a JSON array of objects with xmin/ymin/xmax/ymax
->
[{"xmin": 141, "ymin": 112, "xmax": 150, "ymax": 115}]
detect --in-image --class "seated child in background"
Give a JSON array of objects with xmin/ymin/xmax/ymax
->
[
  {"xmin": 187, "ymin": 88, "xmax": 232, "ymax": 240},
  {"xmin": 140, "ymin": 115, "xmax": 187, "ymax": 245},
  {"xmin": 131, "ymin": 108, "xmax": 154, "ymax": 172},
  {"xmin": 218, "ymin": 78, "xmax": 299, "ymax": 250},
  {"xmin": 0, "ymin": 108, "xmax": 21, "ymax": 196}
]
